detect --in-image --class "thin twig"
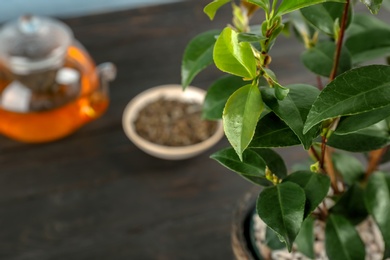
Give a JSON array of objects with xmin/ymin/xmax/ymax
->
[
  {"xmin": 320, "ymin": 136, "xmax": 327, "ymax": 171},
  {"xmin": 365, "ymin": 146, "xmax": 389, "ymax": 180},
  {"xmin": 310, "ymin": 146, "xmax": 321, "ymax": 162},
  {"xmin": 324, "ymin": 146, "xmax": 340, "ymax": 194},
  {"xmin": 329, "ymin": 0, "xmax": 350, "ymax": 81},
  {"xmin": 316, "ymin": 76, "xmax": 323, "ymax": 90}
]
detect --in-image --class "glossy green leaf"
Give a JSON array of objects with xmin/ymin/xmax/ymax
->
[
  {"xmin": 202, "ymin": 75, "xmax": 247, "ymax": 120},
  {"xmin": 361, "ymin": 0, "xmax": 384, "ymax": 14},
  {"xmin": 365, "ymin": 171, "xmax": 390, "ymax": 259},
  {"xmin": 276, "ymin": 0, "xmax": 346, "ymax": 16},
  {"xmin": 257, "ymin": 182, "xmax": 306, "ymax": 251},
  {"xmin": 347, "ymin": 32, "xmax": 390, "ymax": 64},
  {"xmin": 204, "ymin": 0, "xmax": 231, "ymax": 20},
  {"xmin": 346, "ymin": 14, "xmax": 390, "ymax": 64},
  {"xmin": 262, "ymin": 84, "xmax": 320, "ymax": 149},
  {"xmin": 304, "ymin": 65, "xmax": 390, "ymax": 134},
  {"xmin": 332, "ymin": 152, "xmax": 364, "ymax": 185},
  {"xmin": 300, "ymin": 2, "xmax": 351, "ymax": 36},
  {"xmin": 265, "ymin": 227, "xmax": 286, "ymax": 250},
  {"xmin": 250, "ymin": 148, "xmax": 288, "ymax": 179},
  {"xmin": 250, "ymin": 112, "xmax": 301, "ymax": 148},
  {"xmin": 335, "ymin": 105, "xmax": 390, "ymax": 135},
  {"xmin": 214, "ymin": 27, "xmax": 257, "ymax": 79},
  {"xmin": 181, "ymin": 30, "xmax": 219, "ymax": 89},
  {"xmin": 291, "ymin": 159, "xmax": 315, "ymax": 172},
  {"xmin": 295, "ymin": 216, "xmax": 315, "ymax": 259},
  {"xmin": 283, "ymin": 171, "xmax": 330, "ymax": 218},
  {"xmin": 328, "ymin": 123, "xmax": 390, "ymax": 152},
  {"xmin": 301, "ymin": 41, "xmax": 352, "ymax": 77},
  {"xmin": 325, "ymin": 214, "xmax": 365, "ymax": 260},
  {"xmin": 347, "ymin": 13, "xmax": 390, "ymax": 36},
  {"xmin": 289, "ymin": 11, "xmax": 317, "ymax": 45},
  {"xmin": 274, "ymin": 83, "xmax": 290, "ymax": 101},
  {"xmin": 223, "ymin": 84, "xmax": 263, "ymax": 160},
  {"xmin": 247, "ymin": 0, "xmax": 269, "ymax": 11},
  {"xmin": 237, "ymin": 32, "xmax": 267, "ymax": 43},
  {"xmin": 210, "ymin": 147, "xmax": 270, "ymax": 186},
  {"xmin": 331, "ymin": 183, "xmax": 368, "ymax": 225}
]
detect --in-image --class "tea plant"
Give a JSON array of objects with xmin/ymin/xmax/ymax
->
[{"xmin": 182, "ymin": 0, "xmax": 390, "ymax": 259}]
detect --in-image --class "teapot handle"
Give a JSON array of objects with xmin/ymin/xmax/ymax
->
[{"xmin": 97, "ymin": 62, "xmax": 116, "ymax": 95}]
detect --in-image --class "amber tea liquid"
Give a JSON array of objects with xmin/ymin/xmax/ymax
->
[{"xmin": 0, "ymin": 45, "xmax": 109, "ymax": 143}]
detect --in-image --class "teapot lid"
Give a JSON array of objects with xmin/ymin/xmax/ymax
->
[{"xmin": 0, "ymin": 15, "xmax": 73, "ymax": 75}]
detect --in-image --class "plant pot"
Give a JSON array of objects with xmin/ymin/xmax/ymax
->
[{"xmin": 231, "ymin": 188, "xmax": 386, "ymax": 260}]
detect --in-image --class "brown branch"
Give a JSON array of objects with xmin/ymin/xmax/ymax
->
[
  {"xmin": 366, "ymin": 147, "xmax": 389, "ymax": 179},
  {"xmin": 310, "ymin": 146, "xmax": 321, "ymax": 162},
  {"xmin": 329, "ymin": 0, "xmax": 350, "ymax": 81},
  {"xmin": 320, "ymin": 136, "xmax": 327, "ymax": 171},
  {"xmin": 324, "ymin": 146, "xmax": 340, "ymax": 194},
  {"xmin": 316, "ymin": 76, "xmax": 323, "ymax": 90}
]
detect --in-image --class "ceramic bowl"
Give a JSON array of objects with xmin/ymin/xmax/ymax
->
[{"xmin": 122, "ymin": 84, "xmax": 224, "ymax": 160}]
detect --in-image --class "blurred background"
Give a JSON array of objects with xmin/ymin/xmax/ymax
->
[{"xmin": 0, "ymin": 0, "xmax": 184, "ymax": 22}]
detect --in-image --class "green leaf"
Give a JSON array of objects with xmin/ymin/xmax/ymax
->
[
  {"xmin": 202, "ymin": 75, "xmax": 247, "ymax": 120},
  {"xmin": 247, "ymin": 0, "xmax": 269, "ymax": 11},
  {"xmin": 250, "ymin": 112, "xmax": 301, "ymax": 148},
  {"xmin": 365, "ymin": 171, "xmax": 390, "ymax": 259},
  {"xmin": 301, "ymin": 41, "xmax": 352, "ymax": 77},
  {"xmin": 289, "ymin": 11, "xmax": 317, "ymax": 45},
  {"xmin": 328, "ymin": 123, "xmax": 390, "ymax": 152},
  {"xmin": 265, "ymin": 227, "xmax": 286, "ymax": 250},
  {"xmin": 335, "ymin": 105, "xmax": 390, "ymax": 135},
  {"xmin": 213, "ymin": 27, "xmax": 257, "ymax": 79},
  {"xmin": 237, "ymin": 32, "xmax": 267, "ymax": 43},
  {"xmin": 250, "ymin": 148, "xmax": 288, "ymax": 179},
  {"xmin": 261, "ymin": 84, "xmax": 320, "ymax": 149},
  {"xmin": 332, "ymin": 152, "xmax": 364, "ymax": 185},
  {"xmin": 325, "ymin": 214, "xmax": 365, "ymax": 260},
  {"xmin": 304, "ymin": 65, "xmax": 390, "ymax": 134},
  {"xmin": 204, "ymin": 0, "xmax": 231, "ymax": 20},
  {"xmin": 347, "ymin": 13, "xmax": 390, "ymax": 37},
  {"xmin": 181, "ymin": 30, "xmax": 219, "ymax": 89},
  {"xmin": 210, "ymin": 147, "xmax": 270, "ymax": 186},
  {"xmin": 276, "ymin": 0, "xmax": 346, "ymax": 16},
  {"xmin": 257, "ymin": 182, "xmax": 306, "ymax": 251},
  {"xmin": 223, "ymin": 84, "xmax": 264, "ymax": 160},
  {"xmin": 347, "ymin": 32, "xmax": 390, "ymax": 64},
  {"xmin": 360, "ymin": 0, "xmax": 384, "ymax": 14},
  {"xmin": 300, "ymin": 2, "xmax": 351, "ymax": 36},
  {"xmin": 346, "ymin": 14, "xmax": 390, "ymax": 64},
  {"xmin": 291, "ymin": 159, "xmax": 315, "ymax": 172},
  {"xmin": 331, "ymin": 183, "xmax": 368, "ymax": 225},
  {"xmin": 283, "ymin": 171, "xmax": 330, "ymax": 218},
  {"xmin": 274, "ymin": 83, "xmax": 290, "ymax": 101},
  {"xmin": 295, "ymin": 216, "xmax": 315, "ymax": 259}
]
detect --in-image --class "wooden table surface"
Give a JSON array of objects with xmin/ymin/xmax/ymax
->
[{"xmin": 0, "ymin": 1, "xmax": 318, "ymax": 259}]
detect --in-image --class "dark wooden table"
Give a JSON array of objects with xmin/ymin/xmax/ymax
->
[{"xmin": 0, "ymin": 1, "xmax": 312, "ymax": 259}]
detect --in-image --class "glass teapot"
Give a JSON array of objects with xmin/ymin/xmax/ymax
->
[{"xmin": 0, "ymin": 15, "xmax": 116, "ymax": 143}]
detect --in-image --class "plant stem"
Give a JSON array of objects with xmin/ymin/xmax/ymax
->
[
  {"xmin": 365, "ymin": 146, "xmax": 388, "ymax": 179},
  {"xmin": 324, "ymin": 145, "xmax": 340, "ymax": 194},
  {"xmin": 329, "ymin": 0, "xmax": 350, "ymax": 81},
  {"xmin": 319, "ymin": 0, "xmax": 350, "ymax": 192},
  {"xmin": 320, "ymin": 136, "xmax": 327, "ymax": 171},
  {"xmin": 316, "ymin": 76, "xmax": 323, "ymax": 90},
  {"xmin": 310, "ymin": 146, "xmax": 321, "ymax": 162}
]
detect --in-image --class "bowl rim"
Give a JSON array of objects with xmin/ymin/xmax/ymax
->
[{"xmin": 122, "ymin": 84, "xmax": 224, "ymax": 160}]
